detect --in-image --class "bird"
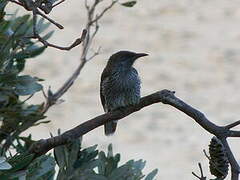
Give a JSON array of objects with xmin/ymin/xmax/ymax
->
[{"xmin": 100, "ymin": 50, "xmax": 148, "ymax": 135}]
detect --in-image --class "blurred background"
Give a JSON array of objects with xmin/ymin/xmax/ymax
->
[{"xmin": 7, "ymin": 0, "xmax": 240, "ymax": 179}]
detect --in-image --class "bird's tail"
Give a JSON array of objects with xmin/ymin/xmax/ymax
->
[{"xmin": 104, "ymin": 121, "xmax": 117, "ymax": 136}]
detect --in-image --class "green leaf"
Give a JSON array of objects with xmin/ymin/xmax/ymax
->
[
  {"xmin": 129, "ymin": 159, "xmax": 146, "ymax": 171},
  {"xmin": 9, "ymin": 170, "xmax": 27, "ymax": 179},
  {"xmin": 54, "ymin": 145, "xmax": 67, "ymax": 169},
  {"xmin": 85, "ymin": 144, "xmax": 98, "ymax": 154},
  {"xmin": 52, "ymin": 143, "xmax": 158, "ymax": 180},
  {"xmin": 42, "ymin": 31, "xmax": 54, "ymax": 41},
  {"xmin": 0, "ymin": 174, "xmax": 12, "ymax": 180},
  {"xmin": 145, "ymin": 169, "xmax": 158, "ymax": 180},
  {"xmin": 17, "ymin": 135, "xmax": 36, "ymax": 151},
  {"xmin": 33, "ymin": 120, "xmax": 51, "ymax": 126},
  {"xmin": 97, "ymin": 144, "xmax": 121, "ymax": 177},
  {"xmin": 74, "ymin": 144, "xmax": 98, "ymax": 169},
  {"xmin": 68, "ymin": 139, "xmax": 81, "ymax": 167},
  {"xmin": 107, "ymin": 144, "xmax": 113, "ymax": 157},
  {"xmin": 0, "ymin": 93, "xmax": 9, "ymax": 105},
  {"xmin": 37, "ymin": 18, "xmax": 51, "ymax": 34},
  {"xmin": 14, "ymin": 46, "xmax": 46, "ymax": 60},
  {"xmin": 27, "ymin": 155, "xmax": 55, "ymax": 180},
  {"xmin": 36, "ymin": 17, "xmax": 44, "ymax": 32},
  {"xmin": 0, "ymin": 21, "xmax": 10, "ymax": 34},
  {"xmin": 15, "ymin": 59, "xmax": 25, "ymax": 72},
  {"xmin": 7, "ymin": 153, "xmax": 34, "ymax": 172},
  {"xmin": 0, "ymin": 0, "xmax": 7, "ymax": 19},
  {"xmin": 97, "ymin": 151, "xmax": 107, "ymax": 175},
  {"xmin": 14, "ymin": 75, "xmax": 43, "ymax": 96},
  {"xmin": 0, "ymin": 73, "xmax": 16, "ymax": 83},
  {"xmin": 121, "ymin": 1, "xmax": 137, "ymax": 7},
  {"xmin": 56, "ymin": 169, "xmax": 67, "ymax": 180},
  {"xmin": 11, "ymin": 14, "xmax": 31, "ymax": 36},
  {"xmin": 21, "ymin": 105, "xmax": 41, "ymax": 116},
  {"xmin": 0, "ymin": 0, "xmax": 7, "ymax": 12},
  {"xmin": 80, "ymin": 173, "xmax": 107, "ymax": 180},
  {"xmin": 108, "ymin": 164, "xmax": 132, "ymax": 180},
  {"xmin": 0, "ymin": 157, "xmax": 12, "ymax": 170}
]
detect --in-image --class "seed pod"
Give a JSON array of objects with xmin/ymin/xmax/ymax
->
[{"xmin": 209, "ymin": 136, "xmax": 229, "ymax": 179}]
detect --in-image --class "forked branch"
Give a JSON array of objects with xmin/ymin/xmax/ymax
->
[
  {"xmin": 29, "ymin": 89, "xmax": 240, "ymax": 180},
  {"xmin": 41, "ymin": 0, "xmax": 118, "ymax": 112}
]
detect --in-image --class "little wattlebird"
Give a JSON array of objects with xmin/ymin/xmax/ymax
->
[{"xmin": 100, "ymin": 51, "xmax": 148, "ymax": 135}]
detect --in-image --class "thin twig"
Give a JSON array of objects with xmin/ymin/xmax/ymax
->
[
  {"xmin": 20, "ymin": 94, "xmax": 34, "ymax": 104},
  {"xmin": 32, "ymin": 9, "xmax": 87, "ymax": 50},
  {"xmin": 8, "ymin": 0, "xmax": 24, "ymax": 6},
  {"xmin": 8, "ymin": 0, "xmax": 87, "ymax": 51},
  {"xmin": 192, "ymin": 163, "xmax": 206, "ymax": 180},
  {"xmin": 225, "ymin": 120, "xmax": 240, "ymax": 129},
  {"xmin": 87, "ymin": 46, "xmax": 101, "ymax": 61},
  {"xmin": 35, "ymin": 9, "xmax": 64, "ymax": 29},
  {"xmin": 52, "ymin": 0, "xmax": 66, "ymax": 8},
  {"xmin": 84, "ymin": 0, "xmax": 90, "ymax": 10},
  {"xmin": 39, "ymin": 29, "xmax": 87, "ymax": 113},
  {"xmin": 9, "ymin": 0, "xmax": 63, "ymax": 29},
  {"xmin": 41, "ymin": 0, "xmax": 117, "ymax": 112},
  {"xmin": 41, "ymin": 60, "xmax": 87, "ymax": 113},
  {"xmin": 40, "ymin": 0, "xmax": 117, "ymax": 114},
  {"xmin": 41, "ymin": 89, "xmax": 47, "ymax": 99},
  {"xmin": 36, "ymin": 29, "xmax": 87, "ymax": 50},
  {"xmin": 89, "ymin": 21, "xmax": 99, "ymax": 44},
  {"xmin": 203, "ymin": 149, "xmax": 210, "ymax": 160},
  {"xmin": 90, "ymin": 0, "xmax": 117, "ymax": 25},
  {"xmin": 81, "ymin": 0, "xmax": 118, "ymax": 62}
]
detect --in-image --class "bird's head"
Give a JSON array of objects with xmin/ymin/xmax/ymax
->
[{"xmin": 107, "ymin": 51, "xmax": 148, "ymax": 69}]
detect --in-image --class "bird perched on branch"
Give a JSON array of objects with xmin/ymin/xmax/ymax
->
[{"xmin": 100, "ymin": 51, "xmax": 148, "ymax": 135}]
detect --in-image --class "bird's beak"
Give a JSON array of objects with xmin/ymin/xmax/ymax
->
[{"xmin": 134, "ymin": 53, "xmax": 149, "ymax": 59}]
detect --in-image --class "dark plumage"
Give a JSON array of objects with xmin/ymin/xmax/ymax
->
[{"xmin": 100, "ymin": 51, "xmax": 148, "ymax": 135}]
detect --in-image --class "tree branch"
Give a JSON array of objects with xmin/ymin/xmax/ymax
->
[
  {"xmin": 29, "ymin": 89, "xmax": 240, "ymax": 180},
  {"xmin": 192, "ymin": 163, "xmax": 206, "ymax": 180},
  {"xmin": 41, "ymin": 0, "xmax": 118, "ymax": 112},
  {"xmin": 41, "ymin": 58, "xmax": 87, "ymax": 113},
  {"xmin": 225, "ymin": 120, "xmax": 240, "ymax": 129},
  {"xmin": 81, "ymin": 0, "xmax": 118, "ymax": 62},
  {"xmin": 89, "ymin": 0, "xmax": 117, "ymax": 26},
  {"xmin": 32, "ymin": 9, "xmax": 87, "ymax": 51},
  {"xmin": 30, "ymin": 90, "xmax": 170, "ymax": 155},
  {"xmin": 220, "ymin": 138, "xmax": 240, "ymax": 180},
  {"xmin": 8, "ymin": 0, "xmax": 88, "ymax": 50}
]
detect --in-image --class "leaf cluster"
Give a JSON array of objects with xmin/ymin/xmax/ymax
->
[
  {"xmin": 53, "ymin": 138, "xmax": 158, "ymax": 180},
  {"xmin": 0, "ymin": 152, "xmax": 55, "ymax": 180},
  {"xmin": 0, "ymin": 1, "xmax": 159, "ymax": 179},
  {"xmin": 0, "ymin": 3, "xmax": 52, "ymax": 73},
  {"xmin": 0, "ymin": 0, "xmax": 53, "ymax": 154},
  {"xmin": 0, "ymin": 136, "xmax": 157, "ymax": 180}
]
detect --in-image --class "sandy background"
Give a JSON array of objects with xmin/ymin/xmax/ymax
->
[{"xmin": 7, "ymin": 0, "xmax": 240, "ymax": 179}]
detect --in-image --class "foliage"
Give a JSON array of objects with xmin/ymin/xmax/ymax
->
[
  {"xmin": 0, "ymin": 0, "xmax": 52, "ymax": 155},
  {"xmin": 0, "ymin": 157, "xmax": 12, "ymax": 170},
  {"xmin": 121, "ymin": 1, "xmax": 137, "ymax": 7},
  {"xmin": 0, "ymin": 152, "xmax": 55, "ymax": 180},
  {"xmin": 0, "ymin": 137, "xmax": 157, "ymax": 180},
  {"xmin": 53, "ymin": 138, "xmax": 158, "ymax": 180},
  {"xmin": 0, "ymin": 0, "xmax": 159, "ymax": 179}
]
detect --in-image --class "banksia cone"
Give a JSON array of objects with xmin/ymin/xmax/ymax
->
[{"xmin": 208, "ymin": 136, "xmax": 229, "ymax": 179}]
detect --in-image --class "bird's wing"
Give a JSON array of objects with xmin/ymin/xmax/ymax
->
[{"xmin": 100, "ymin": 67, "xmax": 110, "ymax": 112}]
